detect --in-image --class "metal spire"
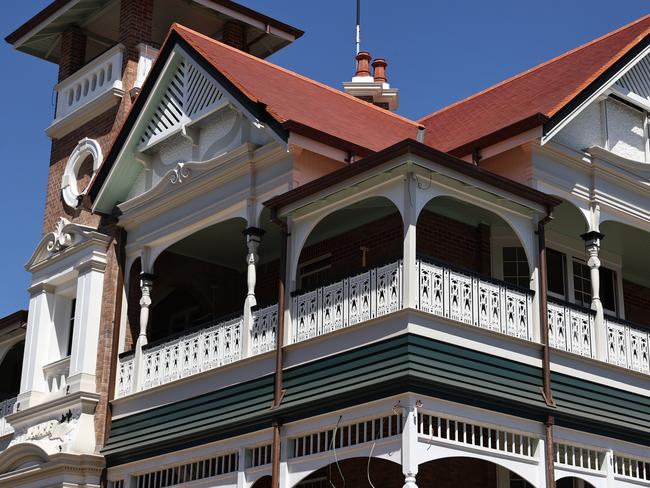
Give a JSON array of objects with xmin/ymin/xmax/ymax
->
[{"xmin": 356, "ymin": 0, "xmax": 361, "ymax": 55}]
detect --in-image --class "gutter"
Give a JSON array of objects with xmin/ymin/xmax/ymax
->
[{"xmin": 269, "ymin": 207, "xmax": 288, "ymax": 488}]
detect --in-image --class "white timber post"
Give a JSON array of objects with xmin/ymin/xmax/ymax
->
[
  {"xmin": 530, "ymin": 216, "xmax": 542, "ymax": 344},
  {"xmin": 17, "ymin": 283, "xmax": 56, "ymax": 409},
  {"xmin": 133, "ymin": 248, "xmax": 154, "ymax": 393},
  {"xmin": 401, "ymin": 401, "xmax": 419, "ymax": 488},
  {"xmin": 581, "ymin": 230, "xmax": 606, "ymax": 360},
  {"xmin": 605, "ymin": 449, "xmax": 615, "ymax": 485},
  {"xmin": 280, "ymin": 430, "xmax": 290, "ymax": 488},
  {"xmin": 67, "ymin": 258, "xmax": 107, "ymax": 394},
  {"xmin": 242, "ymin": 227, "xmax": 264, "ymax": 357},
  {"xmin": 237, "ymin": 446, "xmax": 247, "ymax": 488},
  {"xmin": 403, "ymin": 170, "xmax": 418, "ymax": 309}
]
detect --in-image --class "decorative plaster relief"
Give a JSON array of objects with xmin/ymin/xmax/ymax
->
[{"xmin": 61, "ymin": 138, "xmax": 103, "ymax": 208}]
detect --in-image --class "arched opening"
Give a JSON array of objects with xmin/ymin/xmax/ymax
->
[
  {"xmin": 601, "ymin": 220, "xmax": 650, "ymax": 328},
  {"xmin": 251, "ymin": 475, "xmax": 272, "ymax": 488},
  {"xmin": 418, "ymin": 457, "xmax": 536, "ymax": 488},
  {"xmin": 0, "ymin": 341, "xmax": 23, "ymax": 401},
  {"xmin": 557, "ymin": 477, "xmax": 596, "ymax": 488},
  {"xmin": 296, "ymin": 457, "xmax": 403, "ymax": 487},
  {"xmin": 543, "ymin": 200, "xmax": 592, "ymax": 308},
  {"xmin": 417, "ymin": 196, "xmax": 531, "ymax": 278},
  {"xmin": 296, "ymin": 456, "xmax": 537, "ymax": 488},
  {"xmin": 416, "ymin": 197, "xmax": 534, "ymax": 340},
  {"xmin": 296, "ymin": 197, "xmax": 403, "ymax": 290}
]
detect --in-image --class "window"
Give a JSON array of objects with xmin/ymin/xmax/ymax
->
[
  {"xmin": 547, "ymin": 248, "xmax": 567, "ymax": 298},
  {"xmin": 298, "ymin": 254, "xmax": 332, "ymax": 290},
  {"xmin": 502, "ymin": 247, "xmax": 530, "ymax": 288},
  {"xmin": 573, "ymin": 259, "xmax": 617, "ymax": 313},
  {"xmin": 67, "ymin": 298, "xmax": 76, "ymax": 356},
  {"xmin": 573, "ymin": 260, "xmax": 591, "ymax": 307}
]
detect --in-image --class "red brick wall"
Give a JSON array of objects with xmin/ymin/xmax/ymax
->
[
  {"xmin": 623, "ymin": 279, "xmax": 650, "ymax": 328},
  {"xmin": 58, "ymin": 26, "xmax": 86, "ymax": 82},
  {"xmin": 418, "ymin": 210, "xmax": 491, "ymax": 274},
  {"xmin": 223, "ymin": 21, "xmax": 247, "ymax": 52}
]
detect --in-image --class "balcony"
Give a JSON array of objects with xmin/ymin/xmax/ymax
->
[
  {"xmin": 116, "ymin": 254, "xmax": 650, "ymax": 398},
  {"xmin": 43, "ymin": 356, "xmax": 71, "ymax": 395},
  {"xmin": 46, "ymin": 43, "xmax": 159, "ymax": 139}
]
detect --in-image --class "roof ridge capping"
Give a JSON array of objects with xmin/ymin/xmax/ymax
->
[
  {"xmin": 264, "ymin": 138, "xmax": 562, "ymax": 211},
  {"xmin": 418, "ymin": 12, "xmax": 650, "ymax": 123},
  {"xmin": 171, "ymin": 23, "xmax": 422, "ymax": 128}
]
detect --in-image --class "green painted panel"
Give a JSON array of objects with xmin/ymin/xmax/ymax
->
[{"xmin": 104, "ymin": 334, "xmax": 649, "ymax": 466}]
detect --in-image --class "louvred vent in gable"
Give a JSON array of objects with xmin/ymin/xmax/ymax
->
[
  {"xmin": 614, "ymin": 52, "xmax": 650, "ymax": 103},
  {"xmin": 140, "ymin": 58, "xmax": 226, "ymax": 148}
]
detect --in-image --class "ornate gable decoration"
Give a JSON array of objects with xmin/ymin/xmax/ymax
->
[
  {"xmin": 613, "ymin": 52, "xmax": 650, "ymax": 105},
  {"xmin": 26, "ymin": 217, "xmax": 110, "ymax": 271},
  {"xmin": 139, "ymin": 57, "xmax": 226, "ymax": 150}
]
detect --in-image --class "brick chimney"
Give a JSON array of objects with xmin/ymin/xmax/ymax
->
[{"xmin": 343, "ymin": 52, "xmax": 399, "ymax": 111}]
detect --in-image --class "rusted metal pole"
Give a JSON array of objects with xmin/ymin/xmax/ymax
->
[
  {"xmin": 545, "ymin": 415, "xmax": 556, "ymax": 488},
  {"xmin": 538, "ymin": 215, "xmax": 555, "ymax": 407},
  {"xmin": 270, "ymin": 210, "xmax": 288, "ymax": 488}
]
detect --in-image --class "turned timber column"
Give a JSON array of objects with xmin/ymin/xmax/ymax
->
[
  {"xmin": 581, "ymin": 231, "xmax": 606, "ymax": 359},
  {"xmin": 133, "ymin": 272, "xmax": 154, "ymax": 392},
  {"xmin": 242, "ymin": 227, "xmax": 265, "ymax": 356},
  {"xmin": 401, "ymin": 401, "xmax": 419, "ymax": 488}
]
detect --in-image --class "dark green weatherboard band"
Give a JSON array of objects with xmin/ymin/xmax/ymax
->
[{"xmin": 103, "ymin": 334, "xmax": 650, "ymax": 466}]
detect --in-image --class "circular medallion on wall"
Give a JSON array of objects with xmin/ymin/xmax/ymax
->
[{"xmin": 61, "ymin": 138, "xmax": 103, "ymax": 208}]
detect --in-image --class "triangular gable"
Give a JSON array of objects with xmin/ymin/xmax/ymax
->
[
  {"xmin": 90, "ymin": 35, "xmax": 286, "ymax": 214},
  {"xmin": 140, "ymin": 58, "xmax": 226, "ymax": 150}
]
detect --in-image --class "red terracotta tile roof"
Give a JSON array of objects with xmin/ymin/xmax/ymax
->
[
  {"xmin": 172, "ymin": 24, "xmax": 420, "ymax": 154},
  {"xmin": 419, "ymin": 14, "xmax": 650, "ymax": 156}
]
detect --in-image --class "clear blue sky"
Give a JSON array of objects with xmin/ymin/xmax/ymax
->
[{"xmin": 0, "ymin": 1, "xmax": 647, "ymax": 316}]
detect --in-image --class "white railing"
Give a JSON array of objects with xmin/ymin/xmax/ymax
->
[
  {"xmin": 251, "ymin": 304, "xmax": 277, "ymax": 355},
  {"xmin": 292, "ymin": 260, "xmax": 402, "ymax": 343},
  {"xmin": 142, "ymin": 316, "xmax": 243, "ymax": 390},
  {"xmin": 418, "ymin": 259, "xmax": 533, "ymax": 340},
  {"xmin": 614, "ymin": 454, "xmax": 650, "ymax": 482},
  {"xmin": 554, "ymin": 442, "xmax": 605, "ymax": 472},
  {"xmin": 54, "ymin": 44, "xmax": 124, "ymax": 120},
  {"xmin": 43, "ymin": 356, "xmax": 70, "ymax": 395},
  {"xmin": 547, "ymin": 300, "xmax": 595, "ymax": 358},
  {"xmin": 418, "ymin": 410, "xmax": 538, "ymax": 458},
  {"xmin": 0, "ymin": 397, "xmax": 16, "ymax": 437},
  {"xmin": 117, "ymin": 353, "xmax": 134, "ymax": 399},
  {"xmin": 606, "ymin": 317, "xmax": 650, "ymax": 374}
]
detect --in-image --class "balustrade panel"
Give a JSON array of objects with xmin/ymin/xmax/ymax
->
[
  {"xmin": 418, "ymin": 259, "xmax": 533, "ymax": 341},
  {"xmin": 606, "ymin": 317, "xmax": 650, "ymax": 373}
]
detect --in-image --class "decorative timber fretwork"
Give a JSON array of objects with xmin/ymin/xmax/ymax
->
[
  {"xmin": 26, "ymin": 217, "xmax": 111, "ymax": 272},
  {"xmin": 139, "ymin": 57, "xmax": 226, "ymax": 150}
]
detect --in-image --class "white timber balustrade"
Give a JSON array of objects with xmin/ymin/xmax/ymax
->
[
  {"xmin": 292, "ymin": 260, "xmax": 403, "ymax": 343},
  {"xmin": 418, "ymin": 259, "xmax": 533, "ymax": 340},
  {"xmin": 142, "ymin": 316, "xmax": 243, "ymax": 390},
  {"xmin": 117, "ymin": 305, "xmax": 278, "ymax": 397},
  {"xmin": 54, "ymin": 44, "xmax": 124, "ymax": 122},
  {"xmin": 42, "ymin": 356, "xmax": 71, "ymax": 395},
  {"xmin": 547, "ymin": 299, "xmax": 596, "ymax": 358},
  {"xmin": 605, "ymin": 317, "xmax": 650, "ymax": 373},
  {"xmin": 0, "ymin": 397, "xmax": 16, "ymax": 437}
]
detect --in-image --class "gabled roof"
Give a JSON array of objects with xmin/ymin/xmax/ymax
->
[
  {"xmin": 419, "ymin": 14, "xmax": 650, "ymax": 156},
  {"xmin": 171, "ymin": 24, "xmax": 420, "ymax": 154},
  {"xmin": 88, "ymin": 24, "xmax": 420, "ymax": 207}
]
